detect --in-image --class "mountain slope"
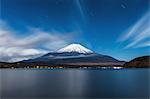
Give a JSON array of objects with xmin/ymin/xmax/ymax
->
[
  {"xmin": 26, "ymin": 52, "xmax": 119, "ymax": 63},
  {"xmin": 124, "ymin": 56, "xmax": 150, "ymax": 68}
]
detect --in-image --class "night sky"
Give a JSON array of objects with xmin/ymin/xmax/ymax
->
[{"xmin": 0, "ymin": 0, "xmax": 149, "ymax": 61}]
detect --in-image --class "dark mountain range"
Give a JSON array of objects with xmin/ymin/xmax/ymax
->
[
  {"xmin": 25, "ymin": 52, "xmax": 119, "ymax": 63},
  {"xmin": 124, "ymin": 56, "xmax": 150, "ymax": 68},
  {"xmin": 22, "ymin": 52, "xmax": 124, "ymax": 66}
]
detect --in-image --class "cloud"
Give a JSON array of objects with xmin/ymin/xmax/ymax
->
[
  {"xmin": 124, "ymin": 27, "xmax": 150, "ymax": 48},
  {"xmin": 117, "ymin": 12, "xmax": 150, "ymax": 49},
  {"xmin": 0, "ymin": 47, "xmax": 48, "ymax": 62},
  {"xmin": 75, "ymin": 0, "xmax": 85, "ymax": 20},
  {"xmin": 134, "ymin": 41, "xmax": 150, "ymax": 48},
  {"xmin": 0, "ymin": 20, "xmax": 73, "ymax": 62}
]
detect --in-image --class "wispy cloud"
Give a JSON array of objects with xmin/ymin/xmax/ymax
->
[
  {"xmin": 117, "ymin": 12, "xmax": 150, "ymax": 49},
  {"xmin": 75, "ymin": 0, "xmax": 85, "ymax": 21},
  {"xmin": 134, "ymin": 41, "xmax": 150, "ymax": 48},
  {"xmin": 124, "ymin": 27, "xmax": 150, "ymax": 48},
  {"xmin": 0, "ymin": 20, "xmax": 73, "ymax": 62}
]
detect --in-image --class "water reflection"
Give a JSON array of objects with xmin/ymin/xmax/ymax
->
[
  {"xmin": 66, "ymin": 70, "xmax": 88, "ymax": 97},
  {"xmin": 1, "ymin": 69, "xmax": 150, "ymax": 99}
]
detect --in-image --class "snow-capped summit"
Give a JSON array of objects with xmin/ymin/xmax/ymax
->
[{"xmin": 57, "ymin": 43, "xmax": 93, "ymax": 53}]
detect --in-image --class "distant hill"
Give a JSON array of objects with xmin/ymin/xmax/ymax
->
[{"xmin": 124, "ymin": 56, "xmax": 150, "ymax": 68}]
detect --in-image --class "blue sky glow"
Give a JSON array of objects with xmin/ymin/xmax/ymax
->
[{"xmin": 0, "ymin": 0, "xmax": 149, "ymax": 61}]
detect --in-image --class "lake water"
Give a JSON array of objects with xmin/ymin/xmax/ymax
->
[{"xmin": 0, "ymin": 69, "xmax": 150, "ymax": 99}]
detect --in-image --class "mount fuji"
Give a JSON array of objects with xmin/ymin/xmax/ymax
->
[
  {"xmin": 57, "ymin": 44, "xmax": 93, "ymax": 53},
  {"xmin": 19, "ymin": 43, "xmax": 124, "ymax": 67}
]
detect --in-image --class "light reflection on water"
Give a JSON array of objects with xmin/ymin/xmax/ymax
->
[{"xmin": 0, "ymin": 69, "xmax": 150, "ymax": 99}]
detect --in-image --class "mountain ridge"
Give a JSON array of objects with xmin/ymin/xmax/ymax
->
[{"xmin": 0, "ymin": 43, "xmax": 126, "ymax": 68}]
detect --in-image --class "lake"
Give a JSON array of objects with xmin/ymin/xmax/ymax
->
[{"xmin": 0, "ymin": 68, "xmax": 150, "ymax": 99}]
